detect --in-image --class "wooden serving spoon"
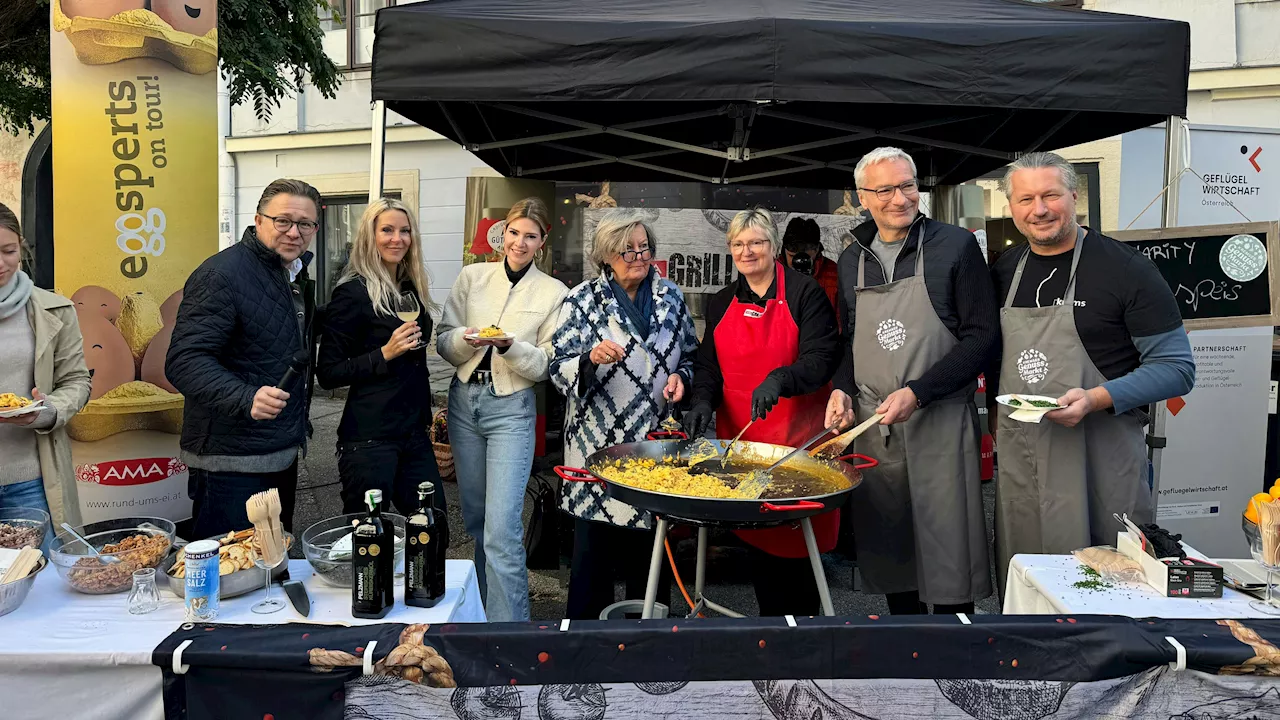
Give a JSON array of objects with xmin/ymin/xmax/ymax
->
[{"xmin": 811, "ymin": 413, "xmax": 885, "ymax": 458}]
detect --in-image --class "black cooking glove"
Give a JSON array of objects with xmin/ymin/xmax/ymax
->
[
  {"xmin": 751, "ymin": 375, "xmax": 785, "ymax": 421},
  {"xmin": 682, "ymin": 403, "xmax": 714, "ymax": 439}
]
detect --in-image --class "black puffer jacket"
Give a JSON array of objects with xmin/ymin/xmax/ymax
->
[{"xmin": 166, "ymin": 228, "xmax": 316, "ymax": 457}]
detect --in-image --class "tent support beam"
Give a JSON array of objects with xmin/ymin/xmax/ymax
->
[
  {"xmin": 485, "ymin": 103, "xmax": 732, "ymax": 158},
  {"xmin": 756, "ymin": 108, "xmax": 1015, "ymax": 161},
  {"xmin": 744, "ymin": 132, "xmax": 873, "ymax": 161},
  {"xmin": 369, "ymin": 101, "xmax": 386, "ymax": 202},
  {"xmin": 471, "ymin": 107, "xmax": 731, "ymax": 152},
  {"xmin": 539, "ymin": 142, "xmax": 719, "ymax": 183},
  {"xmin": 1025, "ymin": 111, "xmax": 1079, "ymax": 153},
  {"xmin": 520, "ymin": 149, "xmax": 684, "ymax": 175}
]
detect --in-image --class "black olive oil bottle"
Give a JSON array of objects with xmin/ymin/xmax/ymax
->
[
  {"xmin": 352, "ymin": 489, "xmax": 393, "ymax": 619},
  {"xmin": 406, "ymin": 482, "xmax": 445, "ymax": 607}
]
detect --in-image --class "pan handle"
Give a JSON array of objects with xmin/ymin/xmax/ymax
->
[
  {"xmin": 761, "ymin": 500, "xmax": 825, "ymax": 513},
  {"xmin": 647, "ymin": 430, "xmax": 688, "ymax": 441},
  {"xmin": 835, "ymin": 453, "xmax": 878, "ymax": 470},
  {"xmin": 553, "ymin": 466, "xmax": 602, "ymax": 483}
]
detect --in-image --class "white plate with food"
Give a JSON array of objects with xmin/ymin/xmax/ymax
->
[
  {"xmin": 0, "ymin": 397, "xmax": 44, "ymax": 418},
  {"xmin": 996, "ymin": 394, "xmax": 1066, "ymax": 423},
  {"xmin": 464, "ymin": 327, "xmax": 513, "ymax": 342}
]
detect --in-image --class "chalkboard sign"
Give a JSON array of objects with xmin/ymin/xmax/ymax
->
[{"xmin": 1112, "ymin": 222, "xmax": 1280, "ymax": 330}]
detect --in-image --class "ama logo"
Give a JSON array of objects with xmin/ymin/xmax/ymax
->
[{"xmin": 1242, "ymin": 145, "xmax": 1263, "ymax": 173}]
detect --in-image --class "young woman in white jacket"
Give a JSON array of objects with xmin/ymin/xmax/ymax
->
[{"xmin": 436, "ymin": 197, "xmax": 568, "ymax": 622}]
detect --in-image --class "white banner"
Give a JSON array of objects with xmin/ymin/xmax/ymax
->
[
  {"xmin": 1157, "ymin": 326, "xmax": 1272, "ymax": 557},
  {"xmin": 1120, "ymin": 125, "xmax": 1279, "ymax": 228},
  {"xmin": 581, "ymin": 208, "xmax": 872, "ymax": 294}
]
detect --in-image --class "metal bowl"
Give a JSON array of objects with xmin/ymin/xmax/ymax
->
[
  {"xmin": 0, "ymin": 556, "xmax": 48, "ymax": 617},
  {"xmin": 0, "ymin": 508, "xmax": 50, "ymax": 551},
  {"xmin": 301, "ymin": 513, "xmax": 406, "ymax": 588},
  {"xmin": 158, "ymin": 533, "xmax": 292, "ymax": 600},
  {"xmin": 49, "ymin": 517, "xmax": 176, "ymax": 594}
]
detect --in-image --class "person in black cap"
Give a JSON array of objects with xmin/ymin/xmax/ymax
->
[{"xmin": 781, "ymin": 217, "xmax": 839, "ymax": 310}]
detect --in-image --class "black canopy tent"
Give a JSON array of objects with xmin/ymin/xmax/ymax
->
[{"xmin": 370, "ymin": 0, "xmax": 1189, "ymax": 190}]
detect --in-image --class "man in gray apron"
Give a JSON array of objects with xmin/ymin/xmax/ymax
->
[
  {"xmin": 991, "ymin": 152, "xmax": 1195, "ymax": 593},
  {"xmin": 828, "ymin": 147, "xmax": 997, "ymax": 614}
]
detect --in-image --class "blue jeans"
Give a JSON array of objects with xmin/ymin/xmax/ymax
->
[
  {"xmin": 0, "ymin": 478, "xmax": 54, "ymax": 552},
  {"xmin": 448, "ymin": 378, "xmax": 536, "ymax": 622}
]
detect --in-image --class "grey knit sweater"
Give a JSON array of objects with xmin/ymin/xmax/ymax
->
[{"xmin": 0, "ymin": 309, "xmax": 56, "ymax": 486}]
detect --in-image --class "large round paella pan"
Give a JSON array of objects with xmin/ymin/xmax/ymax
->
[{"xmin": 555, "ymin": 431, "xmax": 876, "ymax": 527}]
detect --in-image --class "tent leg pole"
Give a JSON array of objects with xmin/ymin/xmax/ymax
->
[
  {"xmin": 1150, "ymin": 114, "xmax": 1185, "ymax": 517},
  {"xmin": 369, "ymin": 101, "xmax": 387, "ymax": 202}
]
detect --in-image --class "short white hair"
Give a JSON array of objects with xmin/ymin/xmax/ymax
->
[
  {"xmin": 590, "ymin": 209, "xmax": 657, "ymax": 271},
  {"xmin": 854, "ymin": 147, "xmax": 917, "ymax": 189},
  {"xmin": 999, "ymin": 151, "xmax": 1079, "ymax": 196},
  {"xmin": 727, "ymin": 207, "xmax": 781, "ymax": 257}
]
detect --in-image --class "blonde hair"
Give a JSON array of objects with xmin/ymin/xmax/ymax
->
[
  {"xmin": 338, "ymin": 198, "xmax": 435, "ymax": 318},
  {"xmin": 506, "ymin": 197, "xmax": 551, "ymax": 238},
  {"xmin": 727, "ymin": 207, "xmax": 781, "ymax": 256},
  {"xmin": 589, "ymin": 209, "xmax": 657, "ymax": 272}
]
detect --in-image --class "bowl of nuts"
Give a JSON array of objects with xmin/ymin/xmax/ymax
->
[
  {"xmin": 0, "ymin": 508, "xmax": 51, "ymax": 550},
  {"xmin": 49, "ymin": 517, "xmax": 175, "ymax": 594}
]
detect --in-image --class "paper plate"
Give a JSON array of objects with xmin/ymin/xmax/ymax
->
[
  {"xmin": 0, "ymin": 400, "xmax": 45, "ymax": 419},
  {"xmin": 996, "ymin": 394, "xmax": 1065, "ymax": 424},
  {"xmin": 465, "ymin": 332, "xmax": 514, "ymax": 342}
]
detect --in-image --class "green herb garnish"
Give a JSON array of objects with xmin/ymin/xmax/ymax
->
[
  {"xmin": 1071, "ymin": 565, "xmax": 1113, "ymax": 591},
  {"xmin": 1009, "ymin": 398, "xmax": 1059, "ymax": 408}
]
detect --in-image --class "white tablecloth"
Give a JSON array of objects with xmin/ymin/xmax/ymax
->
[
  {"xmin": 0, "ymin": 558, "xmax": 484, "ymax": 720},
  {"xmin": 1003, "ymin": 551, "xmax": 1274, "ymax": 618}
]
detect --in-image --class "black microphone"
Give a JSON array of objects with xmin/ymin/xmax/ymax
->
[{"xmin": 276, "ymin": 352, "xmax": 308, "ymax": 392}]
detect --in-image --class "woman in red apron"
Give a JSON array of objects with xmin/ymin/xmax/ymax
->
[{"xmin": 684, "ymin": 208, "xmax": 843, "ymax": 616}]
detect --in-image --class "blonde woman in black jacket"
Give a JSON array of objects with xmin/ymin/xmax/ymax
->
[{"xmin": 317, "ymin": 198, "xmax": 446, "ymax": 523}]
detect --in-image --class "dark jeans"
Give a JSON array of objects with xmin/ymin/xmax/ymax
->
[
  {"xmin": 189, "ymin": 462, "xmax": 299, "ymax": 540},
  {"xmin": 749, "ymin": 546, "xmax": 822, "ymax": 617},
  {"xmin": 567, "ymin": 517, "xmax": 671, "ymax": 620},
  {"xmin": 886, "ymin": 590, "xmax": 975, "ymax": 616},
  {"xmin": 337, "ymin": 432, "xmax": 447, "ymax": 520}
]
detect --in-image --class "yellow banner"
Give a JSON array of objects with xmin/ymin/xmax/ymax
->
[{"xmin": 50, "ymin": 0, "xmax": 217, "ymax": 523}]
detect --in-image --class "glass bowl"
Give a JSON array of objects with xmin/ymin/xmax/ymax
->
[
  {"xmin": 49, "ymin": 517, "xmax": 176, "ymax": 594},
  {"xmin": 300, "ymin": 513, "xmax": 406, "ymax": 588},
  {"xmin": 1245, "ymin": 516, "xmax": 1280, "ymax": 615},
  {"xmin": 0, "ymin": 507, "xmax": 51, "ymax": 550}
]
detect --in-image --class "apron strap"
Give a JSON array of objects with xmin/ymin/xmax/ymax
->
[
  {"xmin": 913, "ymin": 221, "xmax": 926, "ymax": 278},
  {"xmin": 1002, "ymin": 225, "xmax": 1086, "ymax": 309},
  {"xmin": 1062, "ymin": 226, "xmax": 1086, "ymax": 305}
]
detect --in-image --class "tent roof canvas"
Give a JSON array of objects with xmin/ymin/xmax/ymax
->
[{"xmin": 371, "ymin": 0, "xmax": 1190, "ymax": 188}]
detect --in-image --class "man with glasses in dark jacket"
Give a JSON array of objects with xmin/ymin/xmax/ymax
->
[
  {"xmin": 825, "ymin": 147, "xmax": 997, "ymax": 616},
  {"xmin": 167, "ymin": 179, "xmax": 321, "ymax": 538}
]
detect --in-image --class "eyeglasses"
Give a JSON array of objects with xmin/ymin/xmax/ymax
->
[
  {"xmin": 261, "ymin": 214, "xmax": 319, "ymax": 236},
  {"xmin": 729, "ymin": 239, "xmax": 771, "ymax": 255},
  {"xmin": 620, "ymin": 247, "xmax": 653, "ymax": 262},
  {"xmin": 859, "ymin": 180, "xmax": 920, "ymax": 202}
]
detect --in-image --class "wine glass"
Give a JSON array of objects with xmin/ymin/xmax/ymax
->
[
  {"xmin": 1247, "ymin": 524, "xmax": 1280, "ymax": 615},
  {"xmin": 251, "ymin": 545, "xmax": 288, "ymax": 615},
  {"xmin": 394, "ymin": 292, "xmax": 426, "ymax": 350}
]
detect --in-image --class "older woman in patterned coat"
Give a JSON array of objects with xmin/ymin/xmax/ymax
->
[{"xmin": 550, "ymin": 209, "xmax": 698, "ymax": 619}]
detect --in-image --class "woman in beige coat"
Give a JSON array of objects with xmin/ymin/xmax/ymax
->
[{"xmin": 0, "ymin": 203, "xmax": 91, "ymax": 546}]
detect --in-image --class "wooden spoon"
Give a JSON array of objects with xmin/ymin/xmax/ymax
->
[{"xmin": 811, "ymin": 413, "xmax": 885, "ymax": 458}]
